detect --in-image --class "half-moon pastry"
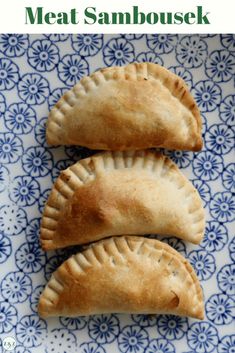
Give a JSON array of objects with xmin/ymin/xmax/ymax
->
[
  {"xmin": 40, "ymin": 151, "xmax": 205, "ymax": 250},
  {"xmin": 46, "ymin": 62, "xmax": 202, "ymax": 151},
  {"xmin": 38, "ymin": 236, "xmax": 204, "ymax": 319}
]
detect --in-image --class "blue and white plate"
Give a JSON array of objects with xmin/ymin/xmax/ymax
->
[{"xmin": 0, "ymin": 34, "xmax": 234, "ymax": 353}]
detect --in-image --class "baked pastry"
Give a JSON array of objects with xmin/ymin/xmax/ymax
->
[
  {"xmin": 41, "ymin": 151, "xmax": 205, "ymax": 250},
  {"xmin": 38, "ymin": 236, "xmax": 204, "ymax": 319},
  {"xmin": 46, "ymin": 62, "xmax": 202, "ymax": 151}
]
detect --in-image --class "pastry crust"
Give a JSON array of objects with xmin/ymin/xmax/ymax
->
[
  {"xmin": 38, "ymin": 236, "xmax": 204, "ymax": 319},
  {"xmin": 46, "ymin": 62, "xmax": 202, "ymax": 151},
  {"xmin": 40, "ymin": 151, "xmax": 205, "ymax": 250}
]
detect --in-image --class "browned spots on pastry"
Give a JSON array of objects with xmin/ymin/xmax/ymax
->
[
  {"xmin": 63, "ymin": 261, "xmax": 74, "ymax": 278},
  {"xmin": 181, "ymin": 90, "xmax": 186, "ymax": 99},
  {"xmin": 190, "ymin": 103, "xmax": 196, "ymax": 110},
  {"xmin": 174, "ymin": 80, "xmax": 179, "ymax": 88},
  {"xmin": 125, "ymin": 73, "xmax": 131, "ymax": 80},
  {"xmin": 169, "ymin": 291, "xmax": 180, "ymax": 309},
  {"xmin": 163, "ymin": 77, "xmax": 169, "ymax": 85},
  {"xmin": 178, "ymin": 85, "xmax": 184, "ymax": 93},
  {"xmin": 68, "ymin": 176, "xmax": 154, "ymax": 227},
  {"xmin": 87, "ymin": 159, "xmax": 95, "ymax": 172},
  {"xmin": 60, "ymin": 173, "xmax": 71, "ymax": 182}
]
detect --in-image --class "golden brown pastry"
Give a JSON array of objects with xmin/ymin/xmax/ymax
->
[
  {"xmin": 46, "ymin": 62, "xmax": 202, "ymax": 151},
  {"xmin": 38, "ymin": 236, "xmax": 204, "ymax": 319},
  {"xmin": 40, "ymin": 151, "xmax": 205, "ymax": 250}
]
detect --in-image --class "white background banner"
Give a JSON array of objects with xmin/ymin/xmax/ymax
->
[{"xmin": 0, "ymin": 0, "xmax": 234, "ymax": 33}]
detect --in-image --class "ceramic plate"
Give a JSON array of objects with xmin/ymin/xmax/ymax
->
[{"xmin": 0, "ymin": 34, "xmax": 234, "ymax": 353}]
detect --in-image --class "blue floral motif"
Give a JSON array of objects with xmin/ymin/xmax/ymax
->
[
  {"xmin": 0, "ymin": 34, "xmax": 29, "ymax": 57},
  {"xmin": 145, "ymin": 338, "xmax": 175, "ymax": 353},
  {"xmin": 192, "ymin": 80, "xmax": 221, "ymax": 112},
  {"xmin": 44, "ymin": 255, "xmax": 64, "ymax": 281},
  {"xmin": 205, "ymin": 50, "xmax": 235, "ymax": 82},
  {"xmin": 222, "ymin": 163, "xmax": 235, "ymax": 192},
  {"xmin": 0, "ymin": 204, "xmax": 27, "ymax": 235},
  {"xmin": 45, "ymin": 328, "xmax": 76, "ymax": 353},
  {"xmin": 0, "ymin": 233, "xmax": 11, "ymax": 263},
  {"xmin": 26, "ymin": 218, "xmax": 40, "ymax": 244},
  {"xmin": 9, "ymin": 175, "xmax": 40, "ymax": 207},
  {"xmin": 192, "ymin": 179, "xmax": 211, "ymax": 207},
  {"xmin": 0, "ymin": 132, "xmax": 23, "ymax": 164},
  {"xmin": 162, "ymin": 237, "xmax": 186, "ymax": 255},
  {"xmin": 118, "ymin": 325, "xmax": 149, "ymax": 353},
  {"xmin": 52, "ymin": 159, "xmax": 75, "ymax": 181},
  {"xmin": 157, "ymin": 316, "xmax": 188, "ymax": 341},
  {"xmin": 218, "ymin": 335, "xmax": 235, "ymax": 353},
  {"xmin": 123, "ymin": 35, "xmax": 144, "ymax": 40},
  {"xmin": 22, "ymin": 146, "xmax": 53, "ymax": 177},
  {"xmin": 30, "ymin": 285, "xmax": 44, "ymax": 313},
  {"xmin": 0, "ymin": 164, "xmax": 9, "ymax": 192},
  {"xmin": 220, "ymin": 34, "xmax": 235, "ymax": 52},
  {"xmin": 229, "ymin": 238, "xmax": 235, "ymax": 262},
  {"xmin": 0, "ymin": 58, "xmax": 19, "ymax": 90},
  {"xmin": 14, "ymin": 346, "xmax": 31, "ymax": 353},
  {"xmin": 88, "ymin": 314, "xmax": 120, "ymax": 344},
  {"xmin": 28, "ymin": 39, "xmax": 60, "ymax": 72},
  {"xmin": 217, "ymin": 264, "xmax": 235, "ymax": 296},
  {"xmin": 0, "ymin": 92, "xmax": 6, "ymax": 116},
  {"xmin": 146, "ymin": 34, "xmax": 178, "ymax": 54},
  {"xmin": 16, "ymin": 314, "xmax": 47, "ymax": 348},
  {"xmin": 206, "ymin": 293, "xmax": 234, "ymax": 325},
  {"xmin": 34, "ymin": 116, "xmax": 47, "ymax": 146},
  {"xmin": 103, "ymin": 38, "xmax": 135, "ymax": 66},
  {"xmin": 201, "ymin": 221, "xmax": 228, "ymax": 252},
  {"xmin": 38, "ymin": 188, "xmax": 50, "ymax": 214},
  {"xmin": 18, "ymin": 73, "xmax": 50, "ymax": 105},
  {"xmin": 72, "ymin": 34, "xmax": 103, "ymax": 56},
  {"xmin": 0, "ymin": 301, "xmax": 17, "ymax": 333},
  {"xmin": 200, "ymin": 34, "xmax": 217, "ymax": 38},
  {"xmin": 187, "ymin": 322, "xmax": 218, "ymax": 353},
  {"xmin": 136, "ymin": 51, "xmax": 163, "ymax": 66},
  {"xmin": 58, "ymin": 54, "xmax": 89, "ymax": 86},
  {"xmin": 5, "ymin": 103, "xmax": 36, "ymax": 135},
  {"xmin": 164, "ymin": 150, "xmax": 192, "ymax": 168},
  {"xmin": 188, "ymin": 250, "xmax": 215, "ymax": 281},
  {"xmin": 1, "ymin": 271, "xmax": 32, "ymax": 303},
  {"xmin": 48, "ymin": 87, "xmax": 68, "ymax": 110},
  {"xmin": 80, "ymin": 342, "xmax": 106, "ymax": 353},
  {"xmin": 193, "ymin": 151, "xmax": 223, "ymax": 181},
  {"xmin": 131, "ymin": 314, "xmax": 157, "ymax": 327},
  {"xmin": 205, "ymin": 124, "xmax": 234, "ymax": 155},
  {"xmin": 169, "ymin": 66, "xmax": 193, "ymax": 87},
  {"xmin": 176, "ymin": 35, "xmax": 207, "ymax": 68},
  {"xmin": 209, "ymin": 191, "xmax": 235, "ymax": 223},
  {"xmin": 219, "ymin": 94, "xmax": 235, "ymax": 126},
  {"xmin": 201, "ymin": 114, "xmax": 208, "ymax": 137},
  {"xmin": 15, "ymin": 242, "xmax": 46, "ymax": 273},
  {"xmin": 44, "ymin": 34, "xmax": 69, "ymax": 42},
  {"xmin": 60, "ymin": 316, "xmax": 87, "ymax": 330}
]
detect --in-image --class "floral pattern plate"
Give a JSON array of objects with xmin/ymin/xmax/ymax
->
[{"xmin": 0, "ymin": 34, "xmax": 234, "ymax": 353}]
